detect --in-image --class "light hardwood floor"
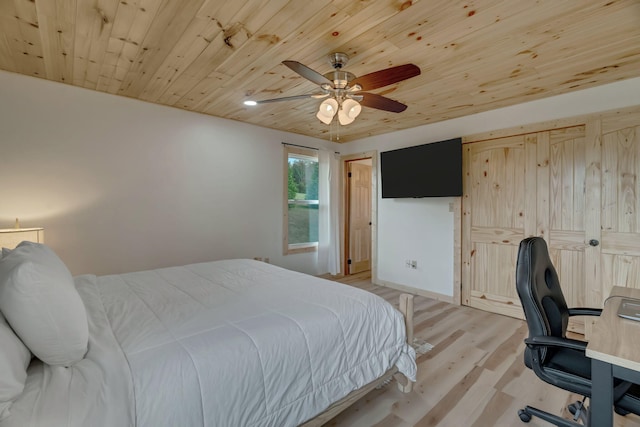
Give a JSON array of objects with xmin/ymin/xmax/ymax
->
[{"xmin": 321, "ymin": 272, "xmax": 640, "ymax": 427}]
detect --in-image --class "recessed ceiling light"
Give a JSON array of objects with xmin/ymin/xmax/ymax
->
[{"xmin": 243, "ymin": 100, "xmax": 257, "ymax": 106}]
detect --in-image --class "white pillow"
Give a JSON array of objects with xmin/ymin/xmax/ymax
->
[
  {"xmin": 0, "ymin": 242, "xmax": 88, "ymax": 366},
  {"xmin": 0, "ymin": 312, "xmax": 31, "ymax": 421}
]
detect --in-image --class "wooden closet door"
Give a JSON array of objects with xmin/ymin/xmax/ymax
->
[
  {"xmin": 600, "ymin": 112, "xmax": 640, "ymax": 295},
  {"xmin": 462, "ymin": 134, "xmax": 531, "ymax": 319},
  {"xmin": 462, "ymin": 109, "xmax": 640, "ymax": 332},
  {"xmin": 546, "ymin": 126, "xmax": 590, "ymax": 333},
  {"xmin": 463, "ymin": 126, "xmax": 590, "ymax": 327}
]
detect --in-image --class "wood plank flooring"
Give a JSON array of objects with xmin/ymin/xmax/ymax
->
[{"xmin": 321, "ymin": 272, "xmax": 640, "ymax": 427}]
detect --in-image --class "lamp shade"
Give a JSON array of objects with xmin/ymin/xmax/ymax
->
[
  {"xmin": 338, "ymin": 99, "xmax": 362, "ymax": 125},
  {"xmin": 316, "ymin": 98, "xmax": 338, "ymax": 124},
  {"xmin": 0, "ymin": 227, "xmax": 44, "ymax": 249}
]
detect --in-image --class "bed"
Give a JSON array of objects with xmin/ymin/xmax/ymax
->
[{"xmin": 0, "ymin": 242, "xmax": 416, "ymax": 427}]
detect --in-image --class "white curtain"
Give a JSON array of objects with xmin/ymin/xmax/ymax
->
[{"xmin": 318, "ymin": 149, "xmax": 341, "ymax": 275}]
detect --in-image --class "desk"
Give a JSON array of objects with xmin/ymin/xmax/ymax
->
[{"xmin": 586, "ymin": 286, "xmax": 640, "ymax": 427}]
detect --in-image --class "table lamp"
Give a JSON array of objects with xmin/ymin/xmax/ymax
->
[{"xmin": 0, "ymin": 218, "xmax": 44, "ymax": 249}]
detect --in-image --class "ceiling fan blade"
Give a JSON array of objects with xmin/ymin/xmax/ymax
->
[
  {"xmin": 359, "ymin": 92, "xmax": 407, "ymax": 113},
  {"xmin": 283, "ymin": 60, "xmax": 333, "ymax": 86},
  {"xmin": 252, "ymin": 94, "xmax": 319, "ymax": 104},
  {"xmin": 351, "ymin": 64, "xmax": 420, "ymax": 91}
]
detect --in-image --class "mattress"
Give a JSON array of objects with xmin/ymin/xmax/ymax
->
[{"xmin": 2, "ymin": 259, "xmax": 416, "ymax": 427}]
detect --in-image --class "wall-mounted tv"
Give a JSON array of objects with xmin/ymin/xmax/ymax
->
[{"xmin": 380, "ymin": 137, "xmax": 462, "ymax": 198}]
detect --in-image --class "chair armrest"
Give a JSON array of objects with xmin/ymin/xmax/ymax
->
[
  {"xmin": 568, "ymin": 307, "xmax": 602, "ymax": 317},
  {"xmin": 524, "ymin": 335, "xmax": 587, "ymax": 352}
]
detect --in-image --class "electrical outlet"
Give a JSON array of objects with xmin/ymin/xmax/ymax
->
[
  {"xmin": 405, "ymin": 259, "xmax": 412, "ymax": 269},
  {"xmin": 411, "ymin": 260, "xmax": 418, "ymax": 269}
]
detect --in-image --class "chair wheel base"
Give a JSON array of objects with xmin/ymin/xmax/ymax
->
[
  {"xmin": 518, "ymin": 408, "xmax": 532, "ymax": 423},
  {"xmin": 568, "ymin": 402, "xmax": 580, "ymax": 416},
  {"xmin": 517, "ymin": 405, "xmax": 582, "ymax": 426},
  {"xmin": 615, "ymin": 406, "xmax": 631, "ymax": 416}
]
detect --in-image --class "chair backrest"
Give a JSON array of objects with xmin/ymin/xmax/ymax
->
[{"xmin": 515, "ymin": 237, "xmax": 570, "ymax": 364}]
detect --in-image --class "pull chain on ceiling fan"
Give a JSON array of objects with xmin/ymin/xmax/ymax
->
[{"xmin": 244, "ymin": 52, "xmax": 420, "ymax": 125}]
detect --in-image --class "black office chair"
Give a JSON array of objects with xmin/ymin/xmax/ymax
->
[{"xmin": 515, "ymin": 236, "xmax": 640, "ymax": 426}]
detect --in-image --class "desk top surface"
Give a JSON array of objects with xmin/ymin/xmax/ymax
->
[{"xmin": 586, "ymin": 286, "xmax": 640, "ymax": 371}]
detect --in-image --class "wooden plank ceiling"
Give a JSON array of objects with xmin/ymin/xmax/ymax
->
[{"xmin": 0, "ymin": 0, "xmax": 639, "ymax": 142}]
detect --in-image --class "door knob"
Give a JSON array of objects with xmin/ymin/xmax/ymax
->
[{"xmin": 589, "ymin": 239, "xmax": 600, "ymax": 247}]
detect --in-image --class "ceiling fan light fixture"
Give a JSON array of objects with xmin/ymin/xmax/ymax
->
[
  {"xmin": 249, "ymin": 54, "xmax": 419, "ymax": 128},
  {"xmin": 338, "ymin": 98, "xmax": 362, "ymax": 125},
  {"xmin": 317, "ymin": 98, "xmax": 338, "ymax": 124}
]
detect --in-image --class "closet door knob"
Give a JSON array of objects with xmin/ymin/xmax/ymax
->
[{"xmin": 589, "ymin": 239, "xmax": 600, "ymax": 247}]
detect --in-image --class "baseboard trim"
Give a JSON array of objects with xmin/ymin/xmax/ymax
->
[{"xmin": 375, "ymin": 279, "xmax": 455, "ymax": 304}]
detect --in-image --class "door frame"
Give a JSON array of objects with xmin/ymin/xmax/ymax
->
[{"xmin": 341, "ymin": 151, "xmax": 377, "ymax": 279}]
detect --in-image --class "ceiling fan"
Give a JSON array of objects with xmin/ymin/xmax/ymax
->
[{"xmin": 244, "ymin": 52, "xmax": 421, "ymax": 125}]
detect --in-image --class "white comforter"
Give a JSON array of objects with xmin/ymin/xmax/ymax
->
[{"xmin": 3, "ymin": 259, "xmax": 416, "ymax": 427}]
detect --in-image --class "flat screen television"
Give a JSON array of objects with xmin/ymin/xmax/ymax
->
[{"xmin": 380, "ymin": 137, "xmax": 462, "ymax": 198}]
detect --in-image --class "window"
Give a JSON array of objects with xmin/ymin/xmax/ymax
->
[{"xmin": 283, "ymin": 146, "xmax": 319, "ymax": 254}]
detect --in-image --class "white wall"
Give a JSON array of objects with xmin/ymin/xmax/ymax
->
[
  {"xmin": 0, "ymin": 70, "xmax": 338, "ymax": 276},
  {"xmin": 342, "ymin": 77, "xmax": 640, "ymax": 298},
  {"xmin": 377, "ymin": 197, "xmax": 454, "ymax": 296},
  {"xmin": 2, "ymin": 69, "xmax": 639, "ymax": 289}
]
